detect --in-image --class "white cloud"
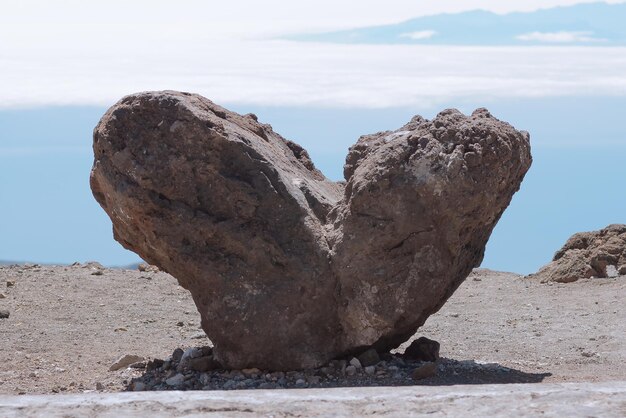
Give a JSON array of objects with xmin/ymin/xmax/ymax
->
[
  {"xmin": 0, "ymin": 1, "xmax": 626, "ymax": 110},
  {"xmin": 516, "ymin": 31, "xmax": 607, "ymax": 43},
  {"xmin": 399, "ymin": 30, "xmax": 437, "ymax": 40},
  {"xmin": 1, "ymin": 40, "xmax": 626, "ymax": 109}
]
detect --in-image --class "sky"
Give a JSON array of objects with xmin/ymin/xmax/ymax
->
[{"xmin": 1, "ymin": 0, "xmax": 626, "ymax": 273}]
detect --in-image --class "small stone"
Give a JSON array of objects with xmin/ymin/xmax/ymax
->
[
  {"xmin": 109, "ymin": 354, "xmax": 144, "ymax": 371},
  {"xmin": 84, "ymin": 261, "xmax": 104, "ymax": 270},
  {"xmin": 190, "ymin": 332, "xmax": 207, "ymax": 339},
  {"xmin": 146, "ymin": 359, "xmax": 164, "ymax": 371},
  {"xmin": 171, "ymin": 348, "xmax": 184, "ymax": 362},
  {"xmin": 129, "ymin": 361, "xmax": 146, "ymax": 369},
  {"xmin": 295, "ymin": 378, "xmax": 307, "ymax": 387},
  {"xmin": 138, "ymin": 263, "xmax": 159, "ymax": 273},
  {"xmin": 0, "ymin": 310, "xmax": 9, "ymax": 319},
  {"xmin": 165, "ymin": 373, "xmax": 185, "ymax": 386},
  {"xmin": 271, "ymin": 371, "xmax": 285, "ymax": 380},
  {"xmin": 188, "ymin": 356, "xmax": 221, "ymax": 372},
  {"xmin": 357, "ymin": 348, "xmax": 380, "ymax": 367},
  {"xmin": 330, "ymin": 359, "xmax": 347, "ymax": 370},
  {"xmin": 95, "ymin": 382, "xmax": 104, "ymax": 390},
  {"xmin": 242, "ymin": 367, "xmax": 261, "ymax": 377},
  {"xmin": 411, "ymin": 362, "xmax": 438, "ymax": 380},
  {"xmin": 181, "ymin": 347, "xmax": 202, "ymax": 362},
  {"xmin": 131, "ymin": 381, "xmax": 146, "ymax": 391},
  {"xmin": 349, "ymin": 357, "xmax": 362, "ymax": 369},
  {"xmin": 6, "ymin": 280, "xmax": 15, "ymax": 287},
  {"xmin": 176, "ymin": 321, "xmax": 184, "ymax": 327},
  {"xmin": 619, "ymin": 265, "xmax": 626, "ymax": 275},
  {"xmin": 403, "ymin": 337, "xmax": 440, "ymax": 362},
  {"xmin": 0, "ymin": 293, "xmax": 6, "ymax": 298},
  {"xmin": 91, "ymin": 270, "xmax": 104, "ymax": 276},
  {"xmin": 345, "ymin": 365, "xmax": 357, "ymax": 376},
  {"xmin": 222, "ymin": 380, "xmax": 237, "ymax": 390},
  {"xmin": 364, "ymin": 365, "xmax": 376, "ymax": 375},
  {"xmin": 307, "ymin": 375, "xmax": 321, "ymax": 385},
  {"xmin": 319, "ymin": 367, "xmax": 333, "ymax": 376}
]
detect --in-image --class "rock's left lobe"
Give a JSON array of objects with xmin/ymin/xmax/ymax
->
[{"xmin": 90, "ymin": 91, "xmax": 343, "ymax": 370}]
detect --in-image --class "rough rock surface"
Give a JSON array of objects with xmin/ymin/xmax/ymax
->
[
  {"xmin": 90, "ymin": 91, "xmax": 531, "ymax": 370},
  {"xmin": 531, "ymin": 224, "xmax": 626, "ymax": 283}
]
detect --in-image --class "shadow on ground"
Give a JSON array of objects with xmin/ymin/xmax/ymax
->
[
  {"xmin": 420, "ymin": 358, "xmax": 552, "ymax": 385},
  {"xmin": 124, "ymin": 355, "xmax": 551, "ymax": 391}
]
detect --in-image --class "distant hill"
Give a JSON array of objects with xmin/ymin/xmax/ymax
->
[{"xmin": 289, "ymin": 2, "xmax": 626, "ymax": 46}]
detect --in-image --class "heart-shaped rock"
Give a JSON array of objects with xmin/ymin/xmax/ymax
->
[{"xmin": 91, "ymin": 91, "xmax": 531, "ymax": 370}]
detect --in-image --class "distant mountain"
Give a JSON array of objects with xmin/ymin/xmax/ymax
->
[{"xmin": 289, "ymin": 2, "xmax": 626, "ymax": 46}]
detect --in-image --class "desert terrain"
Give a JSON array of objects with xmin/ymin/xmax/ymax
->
[{"xmin": 0, "ymin": 263, "xmax": 624, "ymax": 395}]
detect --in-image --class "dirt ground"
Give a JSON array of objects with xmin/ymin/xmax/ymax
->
[{"xmin": 0, "ymin": 264, "xmax": 624, "ymax": 395}]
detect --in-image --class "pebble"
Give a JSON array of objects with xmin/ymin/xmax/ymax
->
[
  {"xmin": 242, "ymin": 368, "xmax": 261, "ymax": 377},
  {"xmin": 165, "ymin": 373, "xmax": 185, "ymax": 386},
  {"xmin": 357, "ymin": 348, "xmax": 380, "ymax": 367},
  {"xmin": 0, "ymin": 310, "xmax": 9, "ymax": 319},
  {"xmin": 6, "ymin": 280, "xmax": 15, "ymax": 287},
  {"xmin": 307, "ymin": 376, "xmax": 321, "ymax": 384},
  {"xmin": 95, "ymin": 382, "xmax": 104, "ymax": 390},
  {"xmin": 411, "ymin": 362, "xmax": 438, "ymax": 380},
  {"xmin": 349, "ymin": 357, "xmax": 362, "ymax": 368},
  {"xmin": 109, "ymin": 354, "xmax": 145, "ymax": 371},
  {"xmin": 171, "ymin": 348, "xmax": 184, "ymax": 362},
  {"xmin": 126, "ymin": 344, "xmax": 466, "ymax": 392},
  {"xmin": 132, "ymin": 382, "xmax": 146, "ymax": 391},
  {"xmin": 0, "ymin": 292, "xmax": 6, "ymax": 298},
  {"xmin": 188, "ymin": 356, "xmax": 220, "ymax": 372},
  {"xmin": 222, "ymin": 380, "xmax": 237, "ymax": 390}
]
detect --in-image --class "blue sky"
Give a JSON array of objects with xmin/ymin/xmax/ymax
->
[
  {"xmin": 1, "ymin": 1, "xmax": 626, "ymax": 273},
  {"xmin": 292, "ymin": 2, "xmax": 626, "ymax": 45}
]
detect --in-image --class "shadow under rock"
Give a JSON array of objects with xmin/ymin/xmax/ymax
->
[
  {"xmin": 123, "ymin": 347, "xmax": 551, "ymax": 391},
  {"xmin": 418, "ymin": 358, "xmax": 552, "ymax": 386}
]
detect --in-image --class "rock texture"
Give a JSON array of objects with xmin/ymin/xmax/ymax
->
[
  {"xmin": 532, "ymin": 224, "xmax": 626, "ymax": 283},
  {"xmin": 90, "ymin": 91, "xmax": 531, "ymax": 370}
]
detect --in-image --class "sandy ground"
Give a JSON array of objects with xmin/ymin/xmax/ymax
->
[{"xmin": 0, "ymin": 264, "xmax": 624, "ymax": 395}]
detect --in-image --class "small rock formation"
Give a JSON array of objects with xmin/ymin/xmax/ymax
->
[
  {"xmin": 532, "ymin": 224, "xmax": 626, "ymax": 283},
  {"xmin": 109, "ymin": 354, "xmax": 144, "ymax": 371},
  {"xmin": 403, "ymin": 337, "xmax": 440, "ymax": 362},
  {"xmin": 90, "ymin": 91, "xmax": 531, "ymax": 370}
]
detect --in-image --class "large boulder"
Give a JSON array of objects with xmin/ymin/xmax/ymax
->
[
  {"xmin": 90, "ymin": 91, "xmax": 531, "ymax": 370},
  {"xmin": 532, "ymin": 224, "xmax": 626, "ymax": 283}
]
